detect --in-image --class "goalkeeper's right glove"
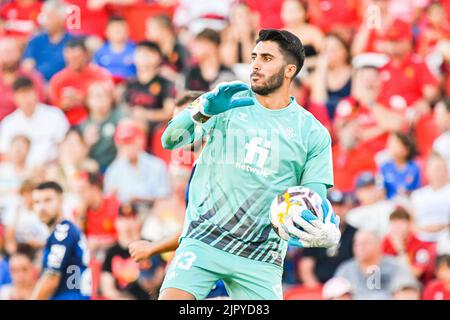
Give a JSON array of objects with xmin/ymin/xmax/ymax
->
[{"xmin": 190, "ymin": 81, "xmax": 254, "ymax": 124}]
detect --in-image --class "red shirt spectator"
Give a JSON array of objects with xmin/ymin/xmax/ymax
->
[
  {"xmin": 0, "ymin": 0, "xmax": 42, "ymax": 38},
  {"xmin": 378, "ymin": 54, "xmax": 439, "ymax": 111},
  {"xmin": 48, "ymin": 38, "xmax": 113, "ymax": 125},
  {"xmin": 85, "ymin": 194, "xmax": 120, "ymax": 244},
  {"xmin": 382, "ymin": 234, "xmax": 436, "ymax": 284},
  {"xmin": 307, "ymin": 0, "xmax": 361, "ymax": 33},
  {"xmin": 423, "ymin": 280, "xmax": 450, "ymax": 300}
]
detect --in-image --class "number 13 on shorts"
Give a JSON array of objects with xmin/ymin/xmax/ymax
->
[{"xmin": 166, "ymin": 251, "xmax": 198, "ymax": 280}]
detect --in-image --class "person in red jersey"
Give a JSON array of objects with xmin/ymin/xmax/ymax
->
[
  {"xmin": 423, "ymin": 255, "xmax": 450, "ymax": 300},
  {"xmin": 49, "ymin": 37, "xmax": 113, "ymax": 126},
  {"xmin": 0, "ymin": 0, "xmax": 42, "ymax": 38},
  {"xmin": 382, "ymin": 207, "xmax": 436, "ymax": 285}
]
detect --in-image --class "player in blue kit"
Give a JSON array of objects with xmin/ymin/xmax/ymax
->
[{"xmin": 30, "ymin": 182, "xmax": 91, "ymax": 300}]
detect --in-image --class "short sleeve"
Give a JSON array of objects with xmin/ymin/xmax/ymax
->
[{"xmin": 300, "ymin": 126, "xmax": 334, "ymax": 188}]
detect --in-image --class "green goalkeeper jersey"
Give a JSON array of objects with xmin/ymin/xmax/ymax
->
[{"xmin": 180, "ymin": 90, "xmax": 333, "ymax": 267}]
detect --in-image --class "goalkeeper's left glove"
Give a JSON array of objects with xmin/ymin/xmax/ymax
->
[{"xmin": 286, "ymin": 199, "xmax": 341, "ymax": 248}]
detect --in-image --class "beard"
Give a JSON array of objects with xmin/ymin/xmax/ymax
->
[
  {"xmin": 251, "ymin": 67, "xmax": 285, "ymax": 96},
  {"xmin": 1, "ymin": 61, "xmax": 19, "ymax": 73}
]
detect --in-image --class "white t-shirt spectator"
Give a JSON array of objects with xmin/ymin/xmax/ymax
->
[
  {"xmin": 104, "ymin": 152, "xmax": 170, "ymax": 203},
  {"xmin": 345, "ymin": 200, "xmax": 397, "ymax": 237},
  {"xmin": 334, "ymin": 256, "xmax": 415, "ymax": 300},
  {"xmin": 0, "ymin": 104, "xmax": 69, "ymax": 167},
  {"xmin": 433, "ymin": 132, "xmax": 450, "ymax": 171},
  {"xmin": 2, "ymin": 196, "xmax": 49, "ymax": 246},
  {"xmin": 411, "ymin": 183, "xmax": 450, "ymax": 242}
]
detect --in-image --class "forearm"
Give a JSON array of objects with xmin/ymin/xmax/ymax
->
[
  {"xmin": 161, "ymin": 110, "xmax": 197, "ymax": 150},
  {"xmin": 151, "ymin": 230, "xmax": 182, "ymax": 255},
  {"xmin": 30, "ymin": 274, "xmax": 59, "ymax": 300}
]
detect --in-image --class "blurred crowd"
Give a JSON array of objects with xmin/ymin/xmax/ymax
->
[{"xmin": 0, "ymin": 0, "xmax": 449, "ymax": 300}]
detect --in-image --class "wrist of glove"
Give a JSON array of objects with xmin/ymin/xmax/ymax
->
[
  {"xmin": 286, "ymin": 199, "xmax": 341, "ymax": 248},
  {"xmin": 189, "ymin": 81, "xmax": 253, "ymax": 124}
]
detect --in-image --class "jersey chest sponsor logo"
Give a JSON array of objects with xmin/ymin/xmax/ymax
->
[{"xmin": 235, "ymin": 137, "xmax": 277, "ymax": 178}]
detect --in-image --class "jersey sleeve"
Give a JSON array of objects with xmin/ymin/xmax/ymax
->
[{"xmin": 300, "ymin": 124, "xmax": 334, "ymax": 188}]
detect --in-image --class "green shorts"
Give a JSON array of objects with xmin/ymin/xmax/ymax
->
[{"xmin": 160, "ymin": 237, "xmax": 283, "ymax": 300}]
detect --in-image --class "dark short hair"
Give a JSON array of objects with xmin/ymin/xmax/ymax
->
[
  {"xmin": 256, "ymin": 29, "xmax": 305, "ymax": 78},
  {"xmin": 389, "ymin": 206, "xmax": 411, "ymax": 222},
  {"xmin": 148, "ymin": 14, "xmax": 173, "ymax": 31},
  {"xmin": 35, "ymin": 181, "xmax": 64, "ymax": 194},
  {"xmin": 13, "ymin": 243, "xmax": 36, "ymax": 262},
  {"xmin": 438, "ymin": 97, "xmax": 450, "ymax": 113},
  {"xmin": 436, "ymin": 254, "xmax": 450, "ymax": 269},
  {"xmin": 65, "ymin": 37, "xmax": 88, "ymax": 51},
  {"xmin": 195, "ymin": 28, "xmax": 221, "ymax": 46},
  {"xmin": 107, "ymin": 15, "xmax": 126, "ymax": 24},
  {"xmin": 136, "ymin": 40, "xmax": 162, "ymax": 56},
  {"xmin": 175, "ymin": 91, "xmax": 205, "ymax": 107},
  {"xmin": 392, "ymin": 132, "xmax": 417, "ymax": 162},
  {"xmin": 12, "ymin": 76, "xmax": 34, "ymax": 92}
]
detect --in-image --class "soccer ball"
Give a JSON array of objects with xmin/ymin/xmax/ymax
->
[{"xmin": 269, "ymin": 186, "xmax": 324, "ymax": 240}]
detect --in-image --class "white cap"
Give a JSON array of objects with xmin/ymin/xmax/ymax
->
[{"xmin": 322, "ymin": 277, "xmax": 353, "ymax": 300}]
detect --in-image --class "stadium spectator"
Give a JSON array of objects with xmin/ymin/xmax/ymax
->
[
  {"xmin": 100, "ymin": 204, "xmax": 165, "ymax": 300},
  {"xmin": 0, "ymin": 37, "xmax": 46, "ymax": 121},
  {"xmin": 145, "ymin": 14, "xmax": 190, "ymax": 78},
  {"xmin": 79, "ymin": 81, "xmax": 124, "ymax": 172},
  {"xmin": 379, "ymin": 132, "xmax": 421, "ymax": 200},
  {"xmin": 104, "ymin": 119, "xmax": 170, "ymax": 205},
  {"xmin": 334, "ymin": 65, "xmax": 404, "ymax": 154},
  {"xmin": 0, "ymin": 0, "xmax": 42, "ymax": 39},
  {"xmin": 0, "ymin": 76, "xmax": 69, "ymax": 168},
  {"xmin": 410, "ymin": 153, "xmax": 450, "ymax": 243},
  {"xmin": 73, "ymin": 171, "xmax": 119, "ymax": 251},
  {"xmin": 307, "ymin": 0, "xmax": 361, "ymax": 38},
  {"xmin": 416, "ymin": 1, "xmax": 450, "ymax": 57},
  {"xmin": 299, "ymin": 190, "xmax": 357, "ymax": 286},
  {"xmin": 281, "ymin": 0, "xmax": 324, "ymax": 54},
  {"xmin": 432, "ymin": 98, "xmax": 450, "ymax": 170},
  {"xmin": 391, "ymin": 275, "xmax": 422, "ymax": 300},
  {"xmin": 345, "ymin": 172, "xmax": 396, "ymax": 236},
  {"xmin": 45, "ymin": 128, "xmax": 99, "ymax": 196},
  {"xmin": 332, "ymin": 120, "xmax": 377, "ymax": 193},
  {"xmin": 0, "ymin": 244, "xmax": 37, "ymax": 300},
  {"xmin": 335, "ymin": 230, "xmax": 415, "ymax": 300},
  {"xmin": 423, "ymin": 254, "xmax": 450, "ymax": 300},
  {"xmin": 123, "ymin": 41, "xmax": 175, "ymax": 150},
  {"xmin": 49, "ymin": 37, "xmax": 114, "ymax": 126},
  {"xmin": 382, "ymin": 207, "xmax": 436, "ymax": 284},
  {"xmin": 140, "ymin": 162, "xmax": 190, "ymax": 242},
  {"xmin": 94, "ymin": 16, "xmax": 136, "ymax": 82},
  {"xmin": 311, "ymin": 33, "xmax": 352, "ymax": 120},
  {"xmin": 3, "ymin": 180, "xmax": 48, "ymax": 256},
  {"xmin": 185, "ymin": 28, "xmax": 236, "ymax": 91},
  {"xmin": 21, "ymin": 0, "xmax": 74, "ymax": 82},
  {"xmin": 377, "ymin": 19, "xmax": 439, "ymax": 123},
  {"xmin": 0, "ymin": 135, "xmax": 31, "ymax": 202},
  {"xmin": 322, "ymin": 277, "xmax": 353, "ymax": 300},
  {"xmin": 220, "ymin": 2, "xmax": 258, "ymax": 68}
]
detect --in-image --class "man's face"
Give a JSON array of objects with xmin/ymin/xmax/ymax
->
[
  {"xmin": 250, "ymin": 41, "xmax": 292, "ymax": 96},
  {"xmin": 64, "ymin": 46, "xmax": 89, "ymax": 71},
  {"xmin": 106, "ymin": 21, "xmax": 129, "ymax": 44},
  {"xmin": 9, "ymin": 254, "xmax": 35, "ymax": 286},
  {"xmin": 0, "ymin": 38, "xmax": 21, "ymax": 71},
  {"xmin": 116, "ymin": 216, "xmax": 140, "ymax": 245},
  {"xmin": 134, "ymin": 47, "xmax": 160, "ymax": 72},
  {"xmin": 13, "ymin": 88, "xmax": 38, "ymax": 113},
  {"xmin": 40, "ymin": 7, "xmax": 65, "ymax": 33},
  {"xmin": 353, "ymin": 231, "xmax": 380, "ymax": 263},
  {"xmin": 32, "ymin": 189, "xmax": 62, "ymax": 227},
  {"xmin": 433, "ymin": 101, "xmax": 450, "ymax": 132},
  {"xmin": 389, "ymin": 219, "xmax": 411, "ymax": 240},
  {"xmin": 9, "ymin": 138, "xmax": 30, "ymax": 164}
]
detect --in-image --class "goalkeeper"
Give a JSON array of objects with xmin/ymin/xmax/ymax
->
[{"xmin": 134, "ymin": 29, "xmax": 341, "ymax": 300}]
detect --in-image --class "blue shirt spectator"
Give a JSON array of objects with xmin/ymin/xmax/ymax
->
[
  {"xmin": 0, "ymin": 256, "xmax": 11, "ymax": 286},
  {"xmin": 94, "ymin": 41, "xmax": 136, "ymax": 81},
  {"xmin": 380, "ymin": 161, "xmax": 421, "ymax": 199},
  {"xmin": 22, "ymin": 32, "xmax": 74, "ymax": 82}
]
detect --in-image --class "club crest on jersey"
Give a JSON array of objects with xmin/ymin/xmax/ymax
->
[{"xmin": 55, "ymin": 224, "xmax": 69, "ymax": 241}]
